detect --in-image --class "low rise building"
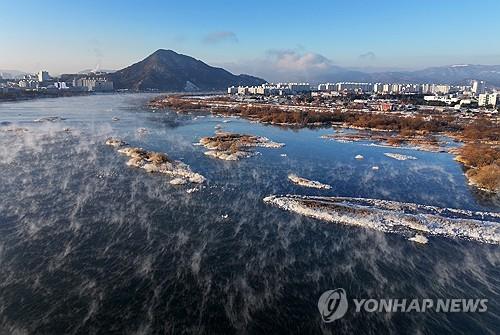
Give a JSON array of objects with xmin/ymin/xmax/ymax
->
[
  {"xmin": 424, "ymin": 95, "xmax": 459, "ymax": 105},
  {"xmin": 337, "ymin": 82, "xmax": 373, "ymax": 93},
  {"xmin": 18, "ymin": 80, "xmax": 38, "ymax": 89},
  {"xmin": 478, "ymin": 93, "xmax": 498, "ymax": 107},
  {"xmin": 37, "ymin": 70, "xmax": 50, "ymax": 82},
  {"xmin": 288, "ymin": 83, "xmax": 311, "ymax": 93},
  {"xmin": 378, "ymin": 102, "xmax": 396, "ymax": 111},
  {"xmin": 54, "ymin": 82, "xmax": 69, "ymax": 90},
  {"xmin": 431, "ymin": 84, "xmax": 451, "ymax": 95},
  {"xmin": 237, "ymin": 86, "xmax": 249, "ymax": 95},
  {"xmin": 73, "ymin": 77, "xmax": 114, "ymax": 92}
]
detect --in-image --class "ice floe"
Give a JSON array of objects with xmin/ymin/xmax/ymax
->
[
  {"xmin": 34, "ymin": 116, "xmax": 66, "ymax": 123},
  {"xmin": 384, "ymin": 153, "xmax": 417, "ymax": 161},
  {"xmin": 0, "ymin": 127, "xmax": 29, "ymax": 133},
  {"xmin": 288, "ymin": 174, "xmax": 332, "ymax": 190},
  {"xmin": 263, "ymin": 195, "xmax": 500, "ymax": 245},
  {"xmin": 408, "ymin": 234, "xmax": 428, "ymax": 244}
]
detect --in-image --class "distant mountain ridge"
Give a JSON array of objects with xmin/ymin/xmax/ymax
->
[
  {"xmin": 267, "ymin": 64, "xmax": 500, "ymax": 86},
  {"xmin": 110, "ymin": 49, "xmax": 266, "ymax": 91},
  {"xmin": 0, "ymin": 69, "xmax": 28, "ymax": 79},
  {"xmin": 368, "ymin": 64, "xmax": 500, "ymax": 86}
]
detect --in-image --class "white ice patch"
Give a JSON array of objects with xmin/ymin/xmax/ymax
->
[
  {"xmin": 409, "ymin": 234, "xmax": 428, "ymax": 244},
  {"xmin": 288, "ymin": 174, "xmax": 332, "ymax": 190},
  {"xmin": 263, "ymin": 195, "xmax": 500, "ymax": 245},
  {"xmin": 384, "ymin": 153, "xmax": 417, "ymax": 161}
]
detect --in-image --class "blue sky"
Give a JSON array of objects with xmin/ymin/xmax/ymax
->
[{"xmin": 1, "ymin": 0, "xmax": 499, "ymax": 77}]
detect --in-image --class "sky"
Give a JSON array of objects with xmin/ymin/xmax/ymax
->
[{"xmin": 1, "ymin": 0, "xmax": 499, "ymax": 79}]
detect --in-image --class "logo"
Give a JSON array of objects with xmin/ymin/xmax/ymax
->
[
  {"xmin": 317, "ymin": 288, "xmax": 348, "ymax": 322},
  {"xmin": 318, "ymin": 288, "xmax": 488, "ymax": 322}
]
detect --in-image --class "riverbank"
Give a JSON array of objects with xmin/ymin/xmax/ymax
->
[
  {"xmin": 451, "ymin": 143, "xmax": 500, "ymax": 193},
  {"xmin": 149, "ymin": 94, "xmax": 499, "ymax": 193},
  {"xmin": 0, "ymin": 90, "xmax": 93, "ymax": 103}
]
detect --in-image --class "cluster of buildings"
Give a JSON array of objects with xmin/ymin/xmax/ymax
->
[
  {"xmin": 1, "ymin": 70, "xmax": 114, "ymax": 93},
  {"xmin": 229, "ymin": 80, "xmax": 488, "ymax": 96},
  {"xmin": 228, "ymin": 80, "xmax": 498, "ymax": 108},
  {"xmin": 420, "ymin": 81, "xmax": 496, "ymax": 108},
  {"xmin": 228, "ymin": 83, "xmax": 312, "ymax": 96},
  {"xmin": 72, "ymin": 77, "xmax": 114, "ymax": 92}
]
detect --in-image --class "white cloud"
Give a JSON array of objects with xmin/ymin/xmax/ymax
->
[
  {"xmin": 218, "ymin": 49, "xmax": 340, "ymax": 82},
  {"xmin": 267, "ymin": 49, "xmax": 333, "ymax": 71},
  {"xmin": 359, "ymin": 51, "xmax": 376, "ymax": 61},
  {"xmin": 202, "ymin": 31, "xmax": 238, "ymax": 44}
]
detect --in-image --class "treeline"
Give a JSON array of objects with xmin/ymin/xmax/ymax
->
[
  {"xmin": 149, "ymin": 96, "xmax": 206, "ymax": 110},
  {"xmin": 455, "ymin": 119, "xmax": 499, "ymax": 192},
  {"xmin": 457, "ymin": 143, "xmax": 499, "ymax": 168},
  {"xmin": 212, "ymin": 105, "xmax": 345, "ymax": 125},
  {"xmin": 346, "ymin": 114, "xmax": 461, "ymax": 133},
  {"xmin": 153, "ymin": 96, "xmax": 498, "ymax": 141},
  {"xmin": 212, "ymin": 104, "xmax": 465, "ymax": 134},
  {"xmin": 0, "ymin": 90, "xmax": 88, "ymax": 102},
  {"xmin": 462, "ymin": 119, "xmax": 499, "ymax": 141},
  {"xmin": 456, "ymin": 143, "xmax": 499, "ymax": 192}
]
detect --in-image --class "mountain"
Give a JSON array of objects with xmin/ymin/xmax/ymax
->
[
  {"xmin": 239, "ymin": 62, "xmax": 500, "ymax": 86},
  {"xmin": 367, "ymin": 64, "xmax": 500, "ymax": 86},
  {"xmin": 293, "ymin": 64, "xmax": 500, "ymax": 86},
  {"xmin": 0, "ymin": 69, "xmax": 28, "ymax": 79},
  {"xmin": 110, "ymin": 49, "xmax": 266, "ymax": 91}
]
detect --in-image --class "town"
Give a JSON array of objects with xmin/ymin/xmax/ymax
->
[
  {"xmin": 0, "ymin": 69, "xmax": 114, "ymax": 101},
  {"xmin": 227, "ymin": 80, "xmax": 499, "ymax": 115}
]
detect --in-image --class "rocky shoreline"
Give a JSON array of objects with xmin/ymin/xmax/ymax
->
[
  {"xmin": 106, "ymin": 138, "xmax": 205, "ymax": 184},
  {"xmin": 263, "ymin": 195, "xmax": 500, "ymax": 245},
  {"xmin": 198, "ymin": 131, "xmax": 284, "ymax": 161},
  {"xmin": 288, "ymin": 174, "xmax": 332, "ymax": 189}
]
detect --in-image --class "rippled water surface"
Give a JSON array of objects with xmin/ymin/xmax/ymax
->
[{"xmin": 0, "ymin": 94, "xmax": 499, "ymax": 334}]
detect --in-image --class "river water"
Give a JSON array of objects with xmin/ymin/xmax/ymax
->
[{"xmin": 0, "ymin": 93, "xmax": 499, "ymax": 334}]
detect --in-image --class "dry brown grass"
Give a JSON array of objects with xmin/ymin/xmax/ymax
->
[
  {"xmin": 386, "ymin": 137, "xmax": 403, "ymax": 146},
  {"xmin": 455, "ymin": 143, "xmax": 500, "ymax": 192},
  {"xmin": 456, "ymin": 143, "xmax": 499, "ymax": 168},
  {"xmin": 466, "ymin": 164, "xmax": 500, "ymax": 192},
  {"xmin": 462, "ymin": 119, "xmax": 500, "ymax": 141},
  {"xmin": 147, "ymin": 152, "xmax": 169, "ymax": 164}
]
